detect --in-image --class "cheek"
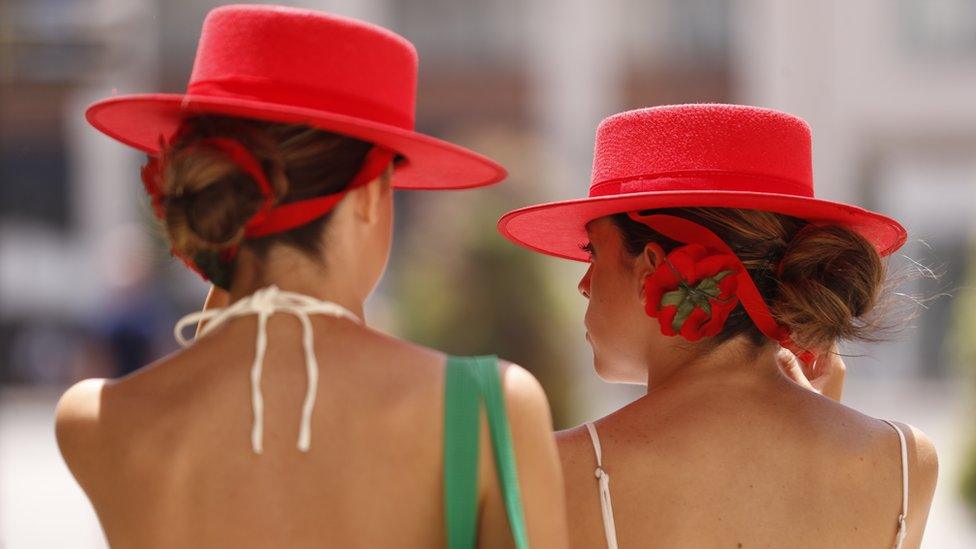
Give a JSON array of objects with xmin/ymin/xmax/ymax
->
[
  {"xmin": 586, "ymin": 264, "xmax": 638, "ymax": 333},
  {"xmin": 587, "ymin": 267, "xmax": 659, "ymax": 382}
]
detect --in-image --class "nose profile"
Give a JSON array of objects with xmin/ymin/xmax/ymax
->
[{"xmin": 578, "ymin": 265, "xmax": 592, "ymax": 299}]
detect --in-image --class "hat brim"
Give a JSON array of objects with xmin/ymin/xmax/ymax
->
[
  {"xmin": 498, "ymin": 190, "xmax": 907, "ymax": 261},
  {"xmin": 86, "ymin": 93, "xmax": 506, "ymax": 190}
]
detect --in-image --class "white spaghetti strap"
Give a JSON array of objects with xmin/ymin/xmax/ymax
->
[
  {"xmin": 173, "ymin": 285, "xmax": 360, "ymax": 454},
  {"xmin": 881, "ymin": 419, "xmax": 909, "ymax": 549},
  {"xmin": 585, "ymin": 422, "xmax": 619, "ymax": 549}
]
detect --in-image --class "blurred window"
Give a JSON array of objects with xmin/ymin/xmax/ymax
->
[
  {"xmin": 0, "ymin": 132, "xmax": 70, "ymax": 229},
  {"xmin": 0, "ymin": 0, "xmax": 105, "ymax": 230}
]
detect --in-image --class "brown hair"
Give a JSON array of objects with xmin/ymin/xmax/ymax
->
[
  {"xmin": 611, "ymin": 208, "xmax": 889, "ymax": 353},
  {"xmin": 159, "ymin": 115, "xmax": 376, "ymax": 288}
]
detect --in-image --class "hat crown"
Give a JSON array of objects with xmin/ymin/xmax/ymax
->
[
  {"xmin": 187, "ymin": 4, "xmax": 417, "ymax": 129},
  {"xmin": 590, "ymin": 104, "xmax": 813, "ymax": 197}
]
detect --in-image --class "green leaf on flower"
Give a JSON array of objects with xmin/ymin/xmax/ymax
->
[
  {"xmin": 697, "ymin": 278, "xmax": 719, "ymax": 296},
  {"xmin": 692, "ymin": 269, "xmax": 734, "ymax": 299},
  {"xmin": 712, "ymin": 270, "xmax": 732, "ymax": 282},
  {"xmin": 661, "ymin": 289, "xmax": 686, "ymax": 307},
  {"xmin": 672, "ymin": 299, "xmax": 696, "ymax": 332},
  {"xmin": 660, "ymin": 268, "xmax": 737, "ymax": 333}
]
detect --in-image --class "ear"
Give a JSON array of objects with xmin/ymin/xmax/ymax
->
[
  {"xmin": 638, "ymin": 242, "xmax": 666, "ymax": 304},
  {"xmin": 350, "ymin": 168, "xmax": 392, "ymax": 225},
  {"xmin": 642, "ymin": 242, "xmax": 666, "ymax": 269}
]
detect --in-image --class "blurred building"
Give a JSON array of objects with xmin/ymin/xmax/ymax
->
[
  {"xmin": 4, "ymin": 0, "xmax": 974, "ymax": 381},
  {"xmin": 0, "ymin": 0, "xmax": 175, "ymax": 384},
  {"xmin": 733, "ymin": 0, "xmax": 976, "ymax": 378}
]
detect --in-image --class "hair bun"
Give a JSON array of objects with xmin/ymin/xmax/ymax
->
[
  {"xmin": 162, "ymin": 141, "xmax": 282, "ymax": 257},
  {"xmin": 150, "ymin": 115, "xmax": 375, "ymax": 287},
  {"xmin": 773, "ymin": 224, "xmax": 885, "ymax": 351}
]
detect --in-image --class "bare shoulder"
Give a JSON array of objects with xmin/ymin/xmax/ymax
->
[
  {"xmin": 483, "ymin": 361, "xmax": 568, "ymax": 548},
  {"xmin": 554, "ymin": 423, "xmax": 596, "ymax": 472},
  {"xmin": 351, "ymin": 326, "xmax": 447, "ymax": 377},
  {"xmin": 881, "ymin": 420, "xmax": 938, "ymax": 545},
  {"xmin": 555, "ymin": 424, "xmax": 590, "ymax": 455},
  {"xmin": 905, "ymin": 422, "xmax": 938, "ymax": 474},
  {"xmin": 768, "ymin": 387, "xmax": 937, "ymax": 498},
  {"xmin": 54, "ymin": 362, "xmax": 171, "ymax": 459},
  {"xmin": 54, "ymin": 378, "xmax": 110, "ymax": 471},
  {"xmin": 889, "ymin": 420, "xmax": 939, "ymax": 492},
  {"xmin": 496, "ymin": 360, "xmax": 553, "ymax": 432},
  {"xmin": 834, "ymin": 405, "xmax": 939, "ymax": 484},
  {"xmin": 55, "ymin": 379, "xmax": 108, "ymax": 436}
]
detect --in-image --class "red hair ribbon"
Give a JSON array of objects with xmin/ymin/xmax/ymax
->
[
  {"xmin": 245, "ymin": 145, "xmax": 394, "ymax": 238},
  {"xmin": 198, "ymin": 137, "xmax": 277, "ymax": 234},
  {"xmin": 140, "ymin": 136, "xmax": 395, "ymax": 274},
  {"xmin": 628, "ymin": 212, "xmax": 816, "ymax": 365}
]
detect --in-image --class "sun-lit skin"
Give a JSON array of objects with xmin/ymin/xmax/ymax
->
[
  {"xmin": 54, "ymin": 168, "xmax": 570, "ymax": 549},
  {"xmin": 578, "ymin": 217, "xmax": 774, "ymax": 389},
  {"xmin": 224, "ymin": 165, "xmax": 396, "ymax": 320},
  {"xmin": 577, "ymin": 217, "xmax": 665, "ymax": 384},
  {"xmin": 560, "ymin": 216, "xmax": 938, "ymax": 549}
]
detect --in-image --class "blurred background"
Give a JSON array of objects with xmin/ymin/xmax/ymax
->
[{"xmin": 1, "ymin": 0, "xmax": 975, "ymax": 546}]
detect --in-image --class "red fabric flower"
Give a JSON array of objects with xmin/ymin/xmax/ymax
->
[{"xmin": 644, "ymin": 243, "xmax": 742, "ymax": 341}]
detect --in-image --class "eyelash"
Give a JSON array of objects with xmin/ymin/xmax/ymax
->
[{"xmin": 579, "ymin": 242, "xmax": 595, "ymax": 257}]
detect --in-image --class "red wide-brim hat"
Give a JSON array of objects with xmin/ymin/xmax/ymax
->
[
  {"xmin": 498, "ymin": 104, "xmax": 906, "ymax": 260},
  {"xmin": 86, "ymin": 4, "xmax": 505, "ymax": 190}
]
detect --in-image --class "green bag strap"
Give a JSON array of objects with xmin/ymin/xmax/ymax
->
[
  {"xmin": 471, "ymin": 355, "xmax": 530, "ymax": 548},
  {"xmin": 444, "ymin": 355, "xmax": 481, "ymax": 548},
  {"xmin": 444, "ymin": 355, "xmax": 530, "ymax": 549}
]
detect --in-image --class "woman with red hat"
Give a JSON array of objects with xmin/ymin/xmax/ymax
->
[
  {"xmin": 499, "ymin": 104, "xmax": 938, "ymax": 548},
  {"xmin": 54, "ymin": 5, "xmax": 567, "ymax": 548}
]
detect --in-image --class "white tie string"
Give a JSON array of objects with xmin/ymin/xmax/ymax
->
[
  {"xmin": 594, "ymin": 466, "xmax": 617, "ymax": 549},
  {"xmin": 585, "ymin": 422, "xmax": 619, "ymax": 549},
  {"xmin": 250, "ymin": 306, "xmax": 270, "ymax": 453},
  {"xmin": 174, "ymin": 285, "xmax": 360, "ymax": 454}
]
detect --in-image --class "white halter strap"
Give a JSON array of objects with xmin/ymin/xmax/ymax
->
[{"xmin": 173, "ymin": 285, "xmax": 360, "ymax": 454}]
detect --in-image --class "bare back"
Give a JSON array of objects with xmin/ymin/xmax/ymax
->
[
  {"xmin": 558, "ymin": 368, "xmax": 938, "ymax": 549},
  {"xmin": 56, "ymin": 314, "xmax": 566, "ymax": 548}
]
